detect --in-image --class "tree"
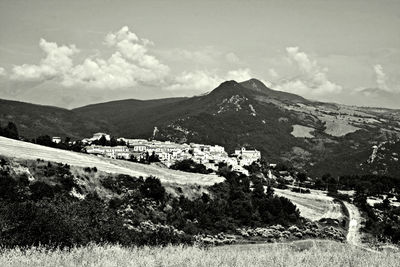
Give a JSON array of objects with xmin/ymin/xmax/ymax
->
[
  {"xmin": 98, "ymin": 135, "xmax": 107, "ymax": 146},
  {"xmin": 266, "ymin": 185, "xmax": 274, "ymax": 198},
  {"xmin": 1, "ymin": 122, "xmax": 19, "ymax": 139},
  {"xmin": 382, "ymin": 197, "xmax": 391, "ymax": 211},
  {"xmin": 110, "ymin": 137, "xmax": 118, "ymax": 147},
  {"xmin": 140, "ymin": 176, "xmax": 165, "ymax": 202},
  {"xmin": 297, "ymin": 172, "xmax": 307, "ymax": 183},
  {"xmin": 35, "ymin": 135, "xmax": 54, "ymax": 147},
  {"xmin": 149, "ymin": 151, "xmax": 160, "ymax": 163}
]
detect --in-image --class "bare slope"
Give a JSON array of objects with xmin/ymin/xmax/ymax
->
[
  {"xmin": 274, "ymin": 188, "xmax": 343, "ymax": 221},
  {"xmin": 0, "ymin": 137, "xmax": 223, "ymax": 185}
]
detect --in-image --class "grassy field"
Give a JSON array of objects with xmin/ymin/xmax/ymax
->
[
  {"xmin": 274, "ymin": 188, "xmax": 343, "ymax": 221},
  {"xmin": 0, "ymin": 136, "xmax": 223, "ymax": 186},
  {"xmin": 0, "ymin": 241, "xmax": 398, "ymax": 267}
]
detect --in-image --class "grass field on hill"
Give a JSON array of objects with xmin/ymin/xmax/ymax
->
[
  {"xmin": 274, "ymin": 188, "xmax": 343, "ymax": 221},
  {"xmin": 0, "ymin": 136, "xmax": 223, "ymax": 185},
  {"xmin": 0, "ymin": 241, "xmax": 398, "ymax": 267}
]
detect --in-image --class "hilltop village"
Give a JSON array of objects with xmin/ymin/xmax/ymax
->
[{"xmin": 78, "ymin": 132, "xmax": 261, "ymax": 175}]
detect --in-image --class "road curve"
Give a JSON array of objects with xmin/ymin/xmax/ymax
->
[{"xmin": 343, "ymin": 201, "xmax": 362, "ymax": 246}]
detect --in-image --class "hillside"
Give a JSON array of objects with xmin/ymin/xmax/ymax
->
[
  {"xmin": 2, "ymin": 78, "xmax": 400, "ymax": 177},
  {"xmin": 0, "ymin": 99, "xmax": 110, "ymax": 139},
  {"xmin": 72, "ymin": 79, "xmax": 400, "ymax": 177},
  {"xmin": 0, "ymin": 136, "xmax": 222, "ymax": 185}
]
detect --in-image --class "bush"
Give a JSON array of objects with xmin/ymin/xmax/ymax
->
[
  {"xmin": 170, "ymin": 159, "xmax": 213, "ymax": 174},
  {"xmin": 140, "ymin": 176, "xmax": 165, "ymax": 202}
]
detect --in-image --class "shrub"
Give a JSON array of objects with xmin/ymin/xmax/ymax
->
[
  {"xmin": 140, "ymin": 176, "xmax": 165, "ymax": 202},
  {"xmin": 170, "ymin": 159, "xmax": 213, "ymax": 174}
]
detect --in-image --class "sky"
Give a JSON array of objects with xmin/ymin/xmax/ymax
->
[{"xmin": 0, "ymin": 0, "xmax": 399, "ymax": 109}]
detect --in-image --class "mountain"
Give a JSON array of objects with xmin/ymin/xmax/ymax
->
[
  {"xmin": 73, "ymin": 78, "xmax": 400, "ymax": 177},
  {"xmin": 240, "ymin": 78, "xmax": 309, "ymax": 103},
  {"xmin": 2, "ymin": 78, "xmax": 400, "ymax": 177},
  {"xmin": 0, "ymin": 99, "xmax": 110, "ymax": 139}
]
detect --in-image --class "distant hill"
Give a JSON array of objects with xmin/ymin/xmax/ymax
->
[
  {"xmin": 0, "ymin": 99, "xmax": 111, "ymax": 139},
  {"xmin": 2, "ymin": 78, "xmax": 400, "ymax": 177}
]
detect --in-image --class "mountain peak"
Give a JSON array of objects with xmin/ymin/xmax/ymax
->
[
  {"xmin": 207, "ymin": 80, "xmax": 245, "ymax": 97},
  {"xmin": 240, "ymin": 78, "xmax": 271, "ymax": 92}
]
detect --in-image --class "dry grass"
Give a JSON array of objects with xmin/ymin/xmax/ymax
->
[
  {"xmin": 0, "ymin": 241, "xmax": 398, "ymax": 267},
  {"xmin": 274, "ymin": 188, "xmax": 343, "ymax": 221},
  {"xmin": 0, "ymin": 137, "xmax": 223, "ymax": 186},
  {"xmin": 291, "ymin": 125, "xmax": 315, "ymax": 138}
]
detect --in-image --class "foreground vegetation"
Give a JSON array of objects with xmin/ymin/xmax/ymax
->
[
  {"xmin": 0, "ymin": 241, "xmax": 399, "ymax": 267},
  {"xmin": 0, "ymin": 156, "xmax": 301, "ymax": 248}
]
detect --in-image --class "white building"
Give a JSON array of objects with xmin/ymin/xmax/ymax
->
[
  {"xmin": 52, "ymin": 137, "xmax": 62, "ymax": 144},
  {"xmin": 92, "ymin": 133, "xmax": 111, "ymax": 141},
  {"xmin": 234, "ymin": 147, "xmax": 261, "ymax": 165},
  {"xmin": 85, "ymin": 145, "xmax": 130, "ymax": 159}
]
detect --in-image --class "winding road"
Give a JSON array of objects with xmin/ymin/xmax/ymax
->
[{"xmin": 343, "ymin": 201, "xmax": 362, "ymax": 246}]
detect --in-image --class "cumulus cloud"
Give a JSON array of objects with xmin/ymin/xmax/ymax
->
[
  {"xmin": 12, "ymin": 39, "xmax": 79, "ymax": 80},
  {"xmin": 268, "ymin": 68, "xmax": 279, "ymax": 79},
  {"xmin": 11, "ymin": 26, "xmax": 169, "ymax": 89},
  {"xmin": 0, "ymin": 67, "xmax": 6, "ymax": 76},
  {"xmin": 275, "ymin": 47, "xmax": 342, "ymax": 96},
  {"xmin": 166, "ymin": 68, "xmax": 253, "ymax": 92},
  {"xmin": 225, "ymin": 52, "xmax": 240, "ymax": 64},
  {"xmin": 162, "ymin": 47, "xmax": 241, "ymax": 66},
  {"xmin": 374, "ymin": 64, "xmax": 390, "ymax": 91},
  {"xmin": 165, "ymin": 70, "xmax": 220, "ymax": 91},
  {"xmin": 225, "ymin": 68, "xmax": 252, "ymax": 81}
]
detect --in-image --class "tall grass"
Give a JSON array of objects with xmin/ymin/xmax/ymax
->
[{"xmin": 0, "ymin": 241, "xmax": 398, "ymax": 267}]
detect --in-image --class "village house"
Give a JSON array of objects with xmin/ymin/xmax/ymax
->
[
  {"xmin": 131, "ymin": 143, "xmax": 148, "ymax": 152},
  {"xmin": 233, "ymin": 147, "xmax": 261, "ymax": 166},
  {"xmin": 52, "ymin": 137, "xmax": 62, "ymax": 144},
  {"xmin": 82, "ymin": 133, "xmax": 111, "ymax": 144},
  {"xmin": 85, "ymin": 145, "xmax": 130, "ymax": 159},
  {"xmin": 82, "ymin": 133, "xmax": 262, "ymax": 176},
  {"xmin": 93, "ymin": 132, "xmax": 111, "ymax": 141}
]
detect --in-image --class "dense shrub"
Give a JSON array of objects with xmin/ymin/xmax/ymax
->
[
  {"xmin": 140, "ymin": 176, "xmax": 166, "ymax": 202},
  {"xmin": 0, "ymin": 122, "xmax": 19, "ymax": 140},
  {"xmin": 170, "ymin": 159, "xmax": 213, "ymax": 174},
  {"xmin": 0, "ymin": 161, "xmax": 301, "ymax": 248}
]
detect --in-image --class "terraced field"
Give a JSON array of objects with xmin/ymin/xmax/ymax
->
[{"xmin": 0, "ymin": 137, "xmax": 223, "ymax": 185}]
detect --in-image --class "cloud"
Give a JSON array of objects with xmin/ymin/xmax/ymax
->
[
  {"xmin": 0, "ymin": 67, "xmax": 6, "ymax": 76},
  {"xmin": 275, "ymin": 47, "xmax": 342, "ymax": 96},
  {"xmin": 268, "ymin": 68, "xmax": 279, "ymax": 79},
  {"xmin": 225, "ymin": 68, "xmax": 252, "ymax": 81},
  {"xmin": 225, "ymin": 52, "xmax": 240, "ymax": 64},
  {"xmin": 10, "ymin": 26, "xmax": 169, "ymax": 89},
  {"xmin": 374, "ymin": 64, "xmax": 390, "ymax": 91},
  {"xmin": 12, "ymin": 39, "xmax": 79, "ymax": 80},
  {"xmin": 161, "ymin": 47, "xmax": 241, "ymax": 67},
  {"xmin": 165, "ymin": 70, "xmax": 220, "ymax": 91},
  {"xmin": 166, "ymin": 68, "xmax": 253, "ymax": 92}
]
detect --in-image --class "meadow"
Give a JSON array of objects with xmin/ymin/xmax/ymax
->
[
  {"xmin": 274, "ymin": 188, "xmax": 343, "ymax": 221},
  {"xmin": 0, "ymin": 241, "xmax": 398, "ymax": 267}
]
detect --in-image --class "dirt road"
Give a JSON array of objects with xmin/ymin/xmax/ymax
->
[
  {"xmin": 0, "ymin": 136, "xmax": 223, "ymax": 186},
  {"xmin": 343, "ymin": 201, "xmax": 363, "ymax": 246}
]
